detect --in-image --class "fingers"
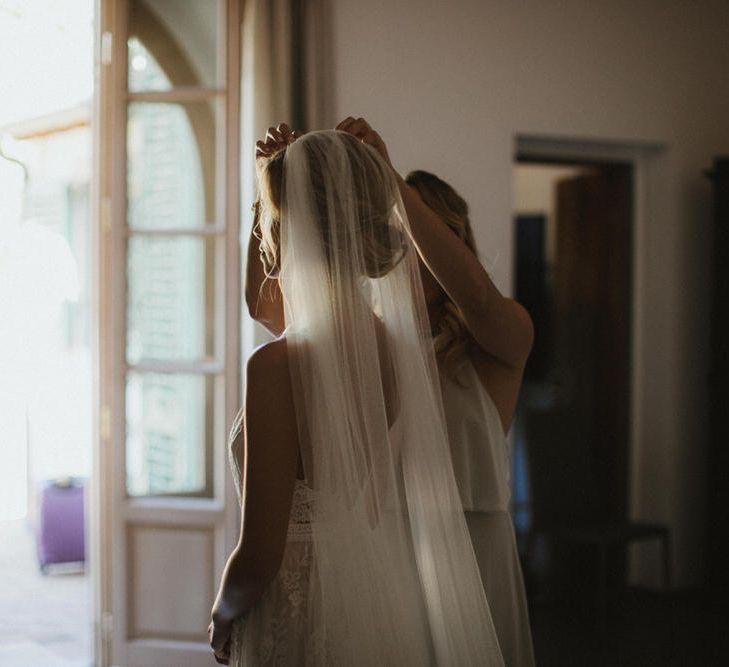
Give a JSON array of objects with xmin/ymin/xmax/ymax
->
[
  {"xmin": 335, "ymin": 116, "xmax": 355, "ymax": 131},
  {"xmin": 265, "ymin": 125, "xmax": 285, "ymax": 144},
  {"xmin": 335, "ymin": 116, "xmax": 392, "ymax": 167},
  {"xmin": 267, "ymin": 123, "xmax": 298, "ymax": 144},
  {"xmin": 361, "ymin": 130, "xmax": 381, "ymax": 147},
  {"xmin": 208, "ymin": 619, "xmax": 232, "ymax": 665},
  {"xmin": 336, "ymin": 117, "xmax": 379, "ymax": 149},
  {"xmin": 336, "ymin": 116, "xmax": 372, "ymax": 139},
  {"xmin": 256, "ymin": 123, "xmax": 302, "ymax": 159}
]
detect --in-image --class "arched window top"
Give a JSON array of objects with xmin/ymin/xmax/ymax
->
[{"xmin": 128, "ymin": 36, "xmax": 171, "ymax": 92}]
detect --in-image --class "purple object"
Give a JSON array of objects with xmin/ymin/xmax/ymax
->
[{"xmin": 36, "ymin": 478, "xmax": 86, "ymax": 571}]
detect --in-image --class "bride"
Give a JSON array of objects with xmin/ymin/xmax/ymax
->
[{"xmin": 209, "ymin": 127, "xmax": 505, "ymax": 665}]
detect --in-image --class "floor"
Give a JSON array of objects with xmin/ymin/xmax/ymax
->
[
  {"xmin": 1, "ymin": 514, "xmax": 726, "ymax": 667},
  {"xmin": 530, "ymin": 586, "xmax": 729, "ymax": 666},
  {"xmin": 0, "ymin": 518, "xmax": 92, "ymax": 667}
]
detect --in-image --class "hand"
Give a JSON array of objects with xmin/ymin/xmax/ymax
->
[
  {"xmin": 208, "ymin": 592, "xmax": 245, "ymax": 665},
  {"xmin": 335, "ymin": 117, "xmax": 393, "ymax": 169},
  {"xmin": 208, "ymin": 615, "xmax": 231, "ymax": 665},
  {"xmin": 208, "ymin": 620, "xmax": 232, "ymax": 665},
  {"xmin": 255, "ymin": 122, "xmax": 303, "ymax": 161}
]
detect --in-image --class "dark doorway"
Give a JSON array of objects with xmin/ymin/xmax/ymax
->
[{"xmin": 511, "ymin": 159, "xmax": 634, "ymax": 603}]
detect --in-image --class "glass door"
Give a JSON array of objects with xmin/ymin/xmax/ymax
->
[{"xmin": 94, "ymin": 1, "xmax": 241, "ymax": 664}]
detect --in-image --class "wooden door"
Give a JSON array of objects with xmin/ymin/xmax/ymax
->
[
  {"xmin": 706, "ymin": 157, "xmax": 729, "ymax": 604},
  {"xmin": 94, "ymin": 1, "xmax": 242, "ymax": 664},
  {"xmin": 553, "ymin": 166, "xmax": 633, "ymax": 525}
]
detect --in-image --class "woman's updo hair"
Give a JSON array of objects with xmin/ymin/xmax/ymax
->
[
  {"xmin": 405, "ymin": 170, "xmax": 480, "ymax": 380},
  {"xmin": 256, "ymin": 131, "xmax": 406, "ymax": 280}
]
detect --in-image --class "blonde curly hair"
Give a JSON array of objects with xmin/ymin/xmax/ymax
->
[{"xmin": 405, "ymin": 170, "xmax": 479, "ymax": 381}]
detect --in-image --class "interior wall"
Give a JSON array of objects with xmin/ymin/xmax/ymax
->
[{"xmin": 325, "ymin": 0, "xmax": 729, "ymax": 588}]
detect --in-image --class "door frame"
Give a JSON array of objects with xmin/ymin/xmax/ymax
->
[
  {"xmin": 515, "ymin": 134, "xmax": 667, "ymax": 587},
  {"xmin": 92, "ymin": 1, "xmax": 242, "ymax": 663}
]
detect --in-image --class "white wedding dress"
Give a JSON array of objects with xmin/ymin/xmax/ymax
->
[
  {"xmin": 228, "ymin": 421, "xmax": 413, "ymax": 666},
  {"xmin": 228, "ymin": 469, "xmax": 325, "ymax": 665},
  {"xmin": 226, "ymin": 358, "xmax": 534, "ymax": 666},
  {"xmin": 440, "ymin": 359, "xmax": 536, "ymax": 667}
]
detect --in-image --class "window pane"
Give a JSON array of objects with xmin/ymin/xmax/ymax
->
[
  {"xmin": 126, "ymin": 372, "xmax": 213, "ymax": 497},
  {"xmin": 128, "ymin": 1, "xmax": 221, "ymax": 92},
  {"xmin": 127, "ymin": 236, "xmax": 215, "ymax": 364},
  {"xmin": 127, "ymin": 101, "xmax": 216, "ymax": 230},
  {"xmin": 128, "ymin": 37, "xmax": 171, "ymax": 92}
]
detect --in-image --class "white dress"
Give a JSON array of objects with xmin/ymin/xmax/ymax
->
[
  {"xmin": 440, "ymin": 359, "xmax": 536, "ymax": 667},
  {"xmin": 229, "ymin": 477, "xmax": 327, "ymax": 666},
  {"xmin": 228, "ymin": 419, "xmax": 416, "ymax": 665},
  {"xmin": 226, "ymin": 361, "xmax": 530, "ymax": 666}
]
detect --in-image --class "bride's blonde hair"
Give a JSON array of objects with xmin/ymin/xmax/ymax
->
[
  {"xmin": 405, "ymin": 170, "xmax": 479, "ymax": 380},
  {"xmin": 256, "ymin": 132, "xmax": 406, "ymax": 280}
]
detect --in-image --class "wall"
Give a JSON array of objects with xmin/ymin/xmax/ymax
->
[{"xmin": 326, "ymin": 0, "xmax": 729, "ymax": 588}]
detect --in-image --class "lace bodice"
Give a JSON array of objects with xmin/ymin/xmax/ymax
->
[
  {"xmin": 286, "ymin": 479, "xmax": 314, "ymax": 540},
  {"xmin": 230, "ymin": 477, "xmax": 323, "ymax": 665}
]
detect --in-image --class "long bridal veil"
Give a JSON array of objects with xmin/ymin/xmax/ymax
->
[{"xmin": 261, "ymin": 130, "xmax": 503, "ymax": 665}]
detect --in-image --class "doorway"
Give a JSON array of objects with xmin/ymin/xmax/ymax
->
[{"xmin": 511, "ymin": 158, "xmax": 634, "ymax": 601}]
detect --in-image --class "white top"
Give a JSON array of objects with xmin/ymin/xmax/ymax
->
[{"xmin": 440, "ymin": 359, "xmax": 511, "ymax": 513}]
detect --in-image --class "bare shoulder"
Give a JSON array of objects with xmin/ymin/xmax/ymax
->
[{"xmin": 247, "ymin": 338, "xmax": 289, "ymax": 384}]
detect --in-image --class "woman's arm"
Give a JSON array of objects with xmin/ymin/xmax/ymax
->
[
  {"xmin": 245, "ymin": 203, "xmax": 285, "ymax": 336},
  {"xmin": 209, "ymin": 340, "xmax": 299, "ymax": 664},
  {"xmin": 335, "ymin": 117, "xmax": 533, "ymax": 370},
  {"xmin": 396, "ymin": 175, "xmax": 533, "ymax": 368},
  {"xmin": 244, "ymin": 123, "xmax": 303, "ymax": 336}
]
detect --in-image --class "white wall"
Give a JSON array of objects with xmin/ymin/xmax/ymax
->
[{"xmin": 326, "ymin": 0, "xmax": 729, "ymax": 588}]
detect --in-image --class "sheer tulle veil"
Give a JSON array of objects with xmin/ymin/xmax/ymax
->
[{"xmin": 260, "ymin": 130, "xmax": 503, "ymax": 665}]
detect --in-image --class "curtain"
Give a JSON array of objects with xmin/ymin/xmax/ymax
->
[
  {"xmin": 240, "ymin": 0, "xmax": 331, "ymax": 208},
  {"xmin": 240, "ymin": 0, "xmax": 331, "ymax": 347}
]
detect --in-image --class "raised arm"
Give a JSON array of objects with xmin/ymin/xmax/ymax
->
[
  {"xmin": 244, "ymin": 123, "xmax": 304, "ymax": 337},
  {"xmin": 245, "ymin": 202, "xmax": 285, "ymax": 336},
  {"xmin": 335, "ymin": 117, "xmax": 533, "ymax": 370},
  {"xmin": 395, "ymin": 174, "xmax": 533, "ymax": 368}
]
